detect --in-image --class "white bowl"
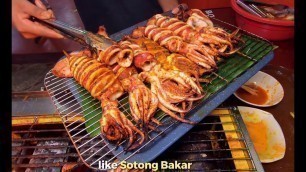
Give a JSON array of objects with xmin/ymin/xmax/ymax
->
[
  {"xmin": 234, "ymin": 71, "xmax": 284, "ymax": 107},
  {"xmin": 238, "ymin": 106, "xmax": 286, "ymax": 163}
]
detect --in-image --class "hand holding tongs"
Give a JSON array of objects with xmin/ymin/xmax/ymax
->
[
  {"xmin": 29, "ymin": 0, "xmax": 114, "ymax": 51},
  {"xmin": 32, "ymin": 17, "xmax": 114, "ymax": 52}
]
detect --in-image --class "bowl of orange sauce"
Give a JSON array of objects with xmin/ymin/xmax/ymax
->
[{"xmin": 234, "ymin": 71, "xmax": 284, "ymax": 107}]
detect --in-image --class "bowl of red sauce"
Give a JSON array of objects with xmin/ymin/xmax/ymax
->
[
  {"xmin": 230, "ymin": 0, "xmax": 294, "ymax": 40},
  {"xmin": 234, "ymin": 71, "xmax": 284, "ymax": 107}
]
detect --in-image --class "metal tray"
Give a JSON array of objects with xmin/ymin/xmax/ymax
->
[{"xmin": 44, "ymin": 13, "xmax": 274, "ymax": 169}]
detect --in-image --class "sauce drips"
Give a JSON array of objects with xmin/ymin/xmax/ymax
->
[{"xmin": 236, "ymin": 86, "xmax": 269, "ymax": 105}]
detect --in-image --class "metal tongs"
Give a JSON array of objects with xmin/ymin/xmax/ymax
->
[
  {"xmin": 30, "ymin": 0, "xmax": 113, "ymax": 51},
  {"xmin": 32, "ymin": 17, "xmax": 114, "ymax": 52},
  {"xmin": 236, "ymin": 0, "xmax": 265, "ymax": 17},
  {"xmin": 237, "ymin": 0, "xmax": 293, "ymax": 18}
]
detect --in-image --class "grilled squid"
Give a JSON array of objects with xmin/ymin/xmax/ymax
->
[
  {"xmin": 52, "ymin": 52, "xmax": 145, "ymax": 151},
  {"xmin": 148, "ymin": 11, "xmax": 243, "ymax": 57},
  {"xmin": 134, "ymin": 25, "xmax": 216, "ymax": 70},
  {"xmin": 119, "ymin": 38, "xmax": 204, "ymax": 124}
]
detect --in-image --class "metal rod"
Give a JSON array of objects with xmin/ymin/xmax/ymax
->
[
  {"xmin": 236, "ymin": 0, "xmax": 264, "ymax": 17},
  {"xmin": 56, "ymin": 90, "xmax": 90, "ymax": 109},
  {"xmin": 196, "ymin": 121, "xmax": 238, "ymax": 125},
  {"xmin": 181, "ymin": 138, "xmax": 244, "ymax": 143},
  {"xmin": 48, "ymin": 79, "xmax": 78, "ymax": 96},
  {"xmin": 212, "ymin": 72, "xmax": 229, "ymax": 83},
  {"xmin": 172, "ymin": 148, "xmax": 248, "ymax": 153},
  {"xmin": 53, "ymin": 85, "xmax": 84, "ymax": 103},
  {"xmin": 68, "ymin": 113, "xmax": 100, "ymax": 133},
  {"xmin": 73, "ymin": 124, "xmax": 100, "ymax": 142},
  {"xmin": 172, "ymin": 157, "xmax": 252, "ymax": 161},
  {"xmin": 211, "ymin": 17, "xmax": 273, "ymax": 44},
  {"xmin": 12, "ymin": 129, "xmax": 70, "ymax": 133},
  {"xmin": 44, "ymin": 72, "xmax": 63, "ymax": 83},
  {"xmin": 85, "ymin": 110, "xmax": 166, "ymax": 165},
  {"xmin": 231, "ymin": 111, "xmax": 258, "ymax": 171},
  {"xmin": 45, "ymin": 77, "xmax": 72, "ymax": 90},
  {"xmin": 12, "ymin": 153, "xmax": 79, "ymax": 159},
  {"xmin": 12, "ymin": 145, "xmax": 74, "ymax": 149},
  {"xmin": 82, "ymin": 144, "xmax": 108, "ymax": 158},
  {"xmin": 44, "ymin": 73, "xmax": 60, "ymax": 80},
  {"xmin": 64, "ymin": 101, "xmax": 100, "ymax": 124},
  {"xmin": 13, "ymin": 137, "xmax": 71, "ymax": 142},
  {"xmin": 237, "ymin": 51, "xmax": 258, "ymax": 62},
  {"xmin": 65, "ymin": 103, "xmax": 100, "ymax": 126},
  {"xmin": 79, "ymin": 139, "xmax": 104, "ymax": 155},
  {"xmin": 65, "ymin": 96, "xmax": 132, "ymax": 129},
  {"xmin": 117, "ymin": 121, "xmax": 177, "ymax": 164},
  {"xmin": 12, "ymin": 162, "xmax": 83, "ymax": 168},
  {"xmin": 48, "ymin": 79, "xmax": 79, "ymax": 96},
  {"xmin": 67, "ymin": 99, "xmax": 127, "ymax": 130},
  {"xmin": 249, "ymin": 4, "xmax": 267, "ymax": 17},
  {"xmin": 190, "ymin": 129, "xmax": 242, "ymax": 133},
  {"xmin": 89, "ymin": 112, "xmax": 168, "ymax": 165},
  {"xmin": 86, "ymin": 142, "xmax": 113, "ymax": 163},
  {"xmin": 43, "ymin": 19, "xmax": 87, "ymax": 35},
  {"xmin": 58, "ymin": 95, "xmax": 91, "ymax": 114}
]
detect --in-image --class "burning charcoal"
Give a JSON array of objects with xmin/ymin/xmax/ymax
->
[
  {"xmin": 25, "ymin": 141, "xmax": 69, "ymax": 172},
  {"xmin": 12, "ymin": 142, "xmax": 23, "ymax": 164},
  {"xmin": 155, "ymin": 116, "xmax": 240, "ymax": 171},
  {"xmin": 190, "ymin": 162, "xmax": 216, "ymax": 171},
  {"xmin": 79, "ymin": 139, "xmax": 112, "ymax": 159},
  {"xmin": 12, "ymin": 142, "xmax": 22, "ymax": 156}
]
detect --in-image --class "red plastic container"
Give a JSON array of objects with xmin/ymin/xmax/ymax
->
[{"xmin": 230, "ymin": 0, "xmax": 294, "ymax": 41}]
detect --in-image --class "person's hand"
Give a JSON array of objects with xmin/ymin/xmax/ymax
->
[
  {"xmin": 158, "ymin": 0, "xmax": 179, "ymax": 12},
  {"xmin": 12, "ymin": 0, "xmax": 63, "ymax": 39}
]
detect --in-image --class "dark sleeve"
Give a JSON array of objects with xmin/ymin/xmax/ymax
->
[{"xmin": 74, "ymin": 0, "xmax": 163, "ymax": 34}]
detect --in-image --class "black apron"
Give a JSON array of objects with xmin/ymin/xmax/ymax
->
[{"xmin": 74, "ymin": 0, "xmax": 163, "ymax": 35}]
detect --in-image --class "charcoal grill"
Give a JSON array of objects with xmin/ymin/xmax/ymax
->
[
  {"xmin": 12, "ymin": 107, "xmax": 264, "ymax": 171},
  {"xmin": 12, "ymin": 114, "xmax": 83, "ymax": 172},
  {"xmin": 155, "ymin": 107, "xmax": 263, "ymax": 171}
]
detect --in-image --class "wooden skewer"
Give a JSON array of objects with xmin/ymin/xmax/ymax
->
[{"xmin": 240, "ymin": 84, "xmax": 258, "ymax": 96}]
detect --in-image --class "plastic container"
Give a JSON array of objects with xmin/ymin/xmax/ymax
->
[{"xmin": 230, "ymin": 0, "xmax": 294, "ymax": 41}]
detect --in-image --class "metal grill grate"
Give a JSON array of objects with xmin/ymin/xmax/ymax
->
[
  {"xmin": 43, "ymin": 73, "xmax": 181, "ymax": 169},
  {"xmin": 43, "ymin": 17, "xmax": 273, "ymax": 170},
  {"xmin": 11, "ymin": 108, "xmax": 264, "ymax": 171},
  {"xmin": 155, "ymin": 107, "xmax": 264, "ymax": 171},
  {"xmin": 12, "ymin": 116, "xmax": 83, "ymax": 172}
]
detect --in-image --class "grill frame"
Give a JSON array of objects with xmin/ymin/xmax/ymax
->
[
  {"xmin": 43, "ymin": 13, "xmax": 274, "ymax": 170},
  {"xmin": 231, "ymin": 107, "xmax": 265, "ymax": 172},
  {"xmin": 11, "ymin": 108, "xmax": 265, "ymax": 171}
]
